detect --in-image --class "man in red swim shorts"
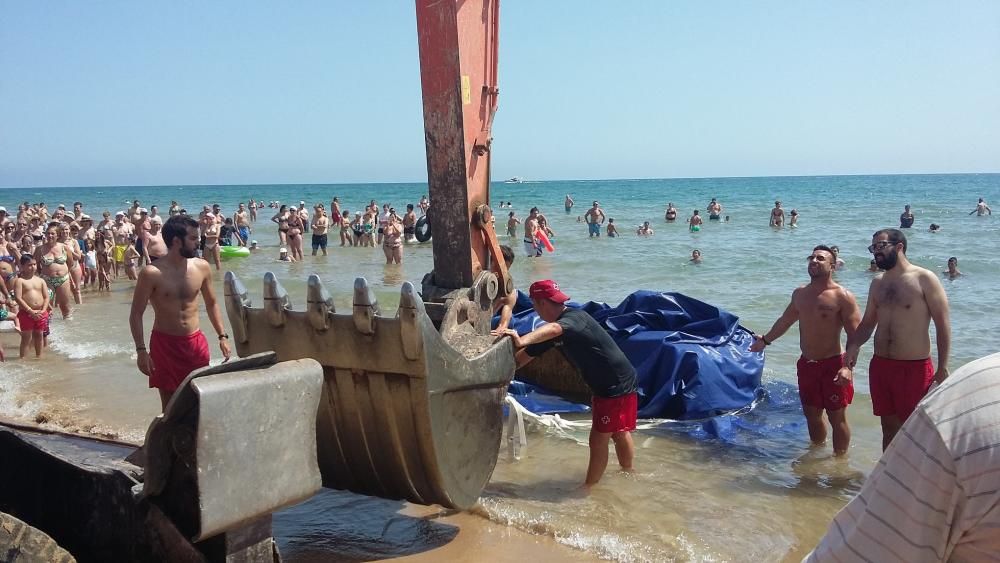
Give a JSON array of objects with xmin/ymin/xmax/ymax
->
[
  {"xmin": 129, "ymin": 214, "xmax": 231, "ymax": 410},
  {"xmin": 840, "ymin": 229, "xmax": 951, "ymax": 450},
  {"xmin": 502, "ymin": 279, "xmax": 638, "ymax": 488},
  {"xmin": 750, "ymin": 245, "xmax": 861, "ymax": 455}
]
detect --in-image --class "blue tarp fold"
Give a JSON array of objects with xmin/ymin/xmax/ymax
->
[{"xmin": 503, "ymin": 290, "xmax": 764, "ymax": 420}]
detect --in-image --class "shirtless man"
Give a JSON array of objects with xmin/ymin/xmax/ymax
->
[
  {"xmin": 130, "ymin": 214, "xmax": 231, "ymax": 410},
  {"xmin": 419, "ymin": 195, "xmax": 430, "ymax": 216},
  {"xmin": 838, "ymin": 229, "xmax": 951, "ymax": 450},
  {"xmin": 402, "ymin": 204, "xmax": 417, "ymax": 243},
  {"xmin": 664, "ymin": 203, "xmax": 677, "ymax": 222},
  {"xmin": 234, "ymin": 203, "xmax": 252, "ymax": 247},
  {"xmin": 750, "ymin": 245, "xmax": 861, "ymax": 455},
  {"xmin": 688, "ymin": 209, "xmax": 703, "ymax": 232},
  {"xmin": 707, "ymin": 198, "xmax": 722, "ymax": 220},
  {"xmin": 564, "ymin": 194, "xmax": 574, "ymax": 214},
  {"xmin": 769, "ymin": 201, "xmax": 785, "ymax": 227},
  {"xmin": 944, "ymin": 256, "xmax": 962, "ymax": 279},
  {"xmin": 636, "ymin": 221, "xmax": 654, "ymax": 236},
  {"xmin": 143, "ymin": 216, "xmax": 167, "ymax": 263},
  {"xmin": 969, "ymin": 197, "xmax": 992, "ymax": 216},
  {"xmin": 898, "ymin": 204, "xmax": 915, "ymax": 229},
  {"xmin": 13, "ymin": 254, "xmax": 49, "ymax": 358},
  {"xmin": 311, "ymin": 206, "xmax": 330, "ymax": 256},
  {"xmin": 523, "ymin": 207, "xmax": 542, "ymax": 257},
  {"xmin": 584, "ymin": 201, "xmax": 606, "ymax": 238},
  {"xmin": 489, "ymin": 245, "xmax": 517, "ymax": 335},
  {"xmin": 112, "ymin": 212, "xmax": 134, "ymax": 279}
]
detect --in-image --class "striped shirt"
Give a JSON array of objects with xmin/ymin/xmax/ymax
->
[{"xmin": 806, "ymin": 352, "xmax": 1000, "ymax": 562}]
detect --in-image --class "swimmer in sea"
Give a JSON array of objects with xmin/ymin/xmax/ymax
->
[
  {"xmin": 664, "ymin": 202, "xmax": 677, "ymax": 222},
  {"xmin": 899, "ymin": 204, "xmax": 915, "ymax": 229},
  {"xmin": 707, "ymin": 198, "xmax": 722, "ymax": 220},
  {"xmin": 564, "ymin": 194, "xmax": 574, "ymax": 214},
  {"xmin": 506, "ymin": 211, "xmax": 520, "ymax": 237},
  {"xmin": 690, "ymin": 249, "xmax": 702, "ymax": 263},
  {"xmin": 944, "ymin": 257, "xmax": 962, "ymax": 279},
  {"xmin": 636, "ymin": 221, "xmax": 654, "ymax": 236},
  {"xmin": 584, "ymin": 201, "xmax": 606, "ymax": 238},
  {"xmin": 829, "ymin": 245, "xmax": 845, "ymax": 271},
  {"xmin": 770, "ymin": 201, "xmax": 785, "ymax": 227},
  {"xmin": 867, "ymin": 259, "xmax": 880, "ymax": 272},
  {"xmin": 607, "ymin": 218, "xmax": 619, "ymax": 237},
  {"xmin": 688, "ymin": 210, "xmax": 703, "ymax": 232},
  {"xmin": 929, "ymin": 223, "xmax": 941, "ymax": 233},
  {"xmin": 969, "ymin": 198, "xmax": 992, "ymax": 216},
  {"xmin": 790, "ymin": 209, "xmax": 799, "ymax": 227}
]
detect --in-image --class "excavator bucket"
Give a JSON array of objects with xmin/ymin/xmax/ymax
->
[{"xmin": 224, "ymin": 272, "xmax": 516, "ymax": 510}]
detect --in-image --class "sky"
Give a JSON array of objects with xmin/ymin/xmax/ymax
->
[{"xmin": 1, "ymin": 1, "xmax": 998, "ymax": 188}]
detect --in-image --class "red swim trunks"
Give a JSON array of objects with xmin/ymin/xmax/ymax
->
[
  {"xmin": 796, "ymin": 354, "xmax": 853, "ymax": 411},
  {"xmin": 591, "ymin": 392, "xmax": 638, "ymax": 433},
  {"xmin": 869, "ymin": 355, "xmax": 934, "ymax": 420},
  {"xmin": 16, "ymin": 309, "xmax": 49, "ymax": 333},
  {"xmin": 149, "ymin": 330, "xmax": 211, "ymax": 393}
]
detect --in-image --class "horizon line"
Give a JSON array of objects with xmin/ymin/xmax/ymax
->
[{"xmin": 1, "ymin": 170, "xmax": 998, "ymax": 191}]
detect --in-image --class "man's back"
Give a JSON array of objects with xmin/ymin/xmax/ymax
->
[{"xmin": 807, "ymin": 352, "xmax": 1000, "ymax": 562}]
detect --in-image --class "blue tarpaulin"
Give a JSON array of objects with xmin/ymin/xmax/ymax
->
[{"xmin": 502, "ymin": 290, "xmax": 764, "ymax": 420}]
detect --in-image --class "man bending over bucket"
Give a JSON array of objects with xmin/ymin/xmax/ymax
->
[
  {"xmin": 750, "ymin": 245, "xmax": 861, "ymax": 455},
  {"xmin": 501, "ymin": 280, "xmax": 638, "ymax": 487},
  {"xmin": 129, "ymin": 214, "xmax": 231, "ymax": 410}
]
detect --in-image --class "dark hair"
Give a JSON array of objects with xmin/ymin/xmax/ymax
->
[
  {"xmin": 813, "ymin": 245, "xmax": 836, "ymax": 260},
  {"xmin": 948, "ymin": 256, "xmax": 957, "ymax": 263},
  {"xmin": 530, "ymin": 207, "xmax": 539, "ymax": 214},
  {"xmin": 508, "ymin": 211, "xmax": 515, "ymax": 218},
  {"xmin": 499, "ymin": 244, "xmax": 514, "ymax": 266},
  {"xmin": 163, "ymin": 215, "xmax": 198, "ymax": 250},
  {"xmin": 873, "ymin": 228, "xmax": 907, "ymax": 253},
  {"xmin": 20, "ymin": 253, "xmax": 34, "ymax": 265},
  {"xmin": 407, "ymin": 204, "xmax": 414, "ymax": 211}
]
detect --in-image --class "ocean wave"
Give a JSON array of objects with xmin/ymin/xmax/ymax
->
[
  {"xmin": 0, "ymin": 364, "xmax": 44, "ymax": 421},
  {"xmin": 472, "ymin": 499, "xmax": 680, "ymax": 562},
  {"xmin": 45, "ymin": 329, "xmax": 132, "ymax": 360}
]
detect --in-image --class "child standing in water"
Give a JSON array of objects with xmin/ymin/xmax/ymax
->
[
  {"xmin": 607, "ymin": 218, "xmax": 619, "ymax": 237},
  {"xmin": 13, "ymin": 254, "xmax": 49, "ymax": 358}
]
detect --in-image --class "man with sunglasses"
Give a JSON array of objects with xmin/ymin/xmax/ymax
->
[
  {"xmin": 749, "ymin": 245, "xmax": 861, "ymax": 455},
  {"xmin": 838, "ymin": 228, "xmax": 951, "ymax": 450}
]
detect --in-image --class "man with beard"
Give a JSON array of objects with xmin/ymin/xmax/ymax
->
[
  {"xmin": 129, "ymin": 215, "xmax": 231, "ymax": 410},
  {"xmin": 838, "ymin": 228, "xmax": 951, "ymax": 450},
  {"xmin": 749, "ymin": 245, "xmax": 861, "ymax": 455}
]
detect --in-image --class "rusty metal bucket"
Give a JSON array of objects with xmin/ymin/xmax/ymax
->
[{"xmin": 224, "ymin": 272, "xmax": 515, "ymax": 510}]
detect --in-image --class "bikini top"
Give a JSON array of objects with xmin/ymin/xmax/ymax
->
[
  {"xmin": 0, "ymin": 255, "xmax": 14, "ymax": 264},
  {"xmin": 41, "ymin": 249, "xmax": 68, "ymax": 266}
]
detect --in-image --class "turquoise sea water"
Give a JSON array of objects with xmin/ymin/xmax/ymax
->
[{"xmin": 2, "ymin": 173, "xmax": 999, "ymax": 561}]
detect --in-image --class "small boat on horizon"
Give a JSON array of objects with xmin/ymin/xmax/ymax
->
[{"xmin": 504, "ymin": 176, "xmax": 525, "ymax": 183}]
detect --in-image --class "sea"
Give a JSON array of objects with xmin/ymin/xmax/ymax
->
[{"xmin": 1, "ymin": 173, "xmax": 998, "ymax": 562}]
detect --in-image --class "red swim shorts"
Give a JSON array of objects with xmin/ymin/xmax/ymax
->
[
  {"xmin": 16, "ymin": 309, "xmax": 49, "ymax": 333},
  {"xmin": 149, "ymin": 330, "xmax": 210, "ymax": 393},
  {"xmin": 591, "ymin": 392, "xmax": 638, "ymax": 433},
  {"xmin": 869, "ymin": 355, "xmax": 934, "ymax": 420},
  {"xmin": 796, "ymin": 354, "xmax": 853, "ymax": 411}
]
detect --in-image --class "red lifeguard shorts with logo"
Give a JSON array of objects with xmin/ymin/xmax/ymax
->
[
  {"xmin": 149, "ymin": 330, "xmax": 210, "ymax": 393},
  {"xmin": 591, "ymin": 392, "xmax": 638, "ymax": 433},
  {"xmin": 869, "ymin": 355, "xmax": 934, "ymax": 420},
  {"xmin": 796, "ymin": 354, "xmax": 853, "ymax": 411}
]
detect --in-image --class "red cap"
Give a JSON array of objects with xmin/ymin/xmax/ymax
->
[{"xmin": 529, "ymin": 279, "xmax": 570, "ymax": 303}]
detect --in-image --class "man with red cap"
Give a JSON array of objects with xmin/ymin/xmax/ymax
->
[{"xmin": 502, "ymin": 279, "xmax": 638, "ymax": 488}]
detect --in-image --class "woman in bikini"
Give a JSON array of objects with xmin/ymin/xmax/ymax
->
[
  {"xmin": 62, "ymin": 223, "xmax": 84, "ymax": 304},
  {"xmin": 35, "ymin": 225, "xmax": 74, "ymax": 319},
  {"xmin": 382, "ymin": 214, "xmax": 403, "ymax": 265},
  {"xmin": 0, "ymin": 228, "xmax": 19, "ymax": 298},
  {"xmin": 286, "ymin": 207, "xmax": 305, "ymax": 261},
  {"xmin": 271, "ymin": 205, "xmax": 290, "ymax": 246},
  {"xmin": 202, "ymin": 214, "xmax": 222, "ymax": 271},
  {"xmin": 350, "ymin": 212, "xmax": 365, "ymax": 247}
]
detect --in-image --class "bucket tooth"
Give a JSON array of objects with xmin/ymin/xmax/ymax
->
[
  {"xmin": 263, "ymin": 272, "xmax": 292, "ymax": 328},
  {"xmin": 397, "ymin": 282, "xmax": 425, "ymax": 361},
  {"xmin": 223, "ymin": 272, "xmax": 251, "ymax": 344},
  {"xmin": 352, "ymin": 277, "xmax": 379, "ymax": 335},
  {"xmin": 306, "ymin": 274, "xmax": 335, "ymax": 331}
]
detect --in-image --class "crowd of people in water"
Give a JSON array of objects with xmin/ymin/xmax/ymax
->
[{"xmin": 0, "ymin": 193, "xmax": 990, "ymax": 361}]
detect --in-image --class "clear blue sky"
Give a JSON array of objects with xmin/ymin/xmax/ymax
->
[{"xmin": 2, "ymin": 1, "xmax": 998, "ymax": 188}]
